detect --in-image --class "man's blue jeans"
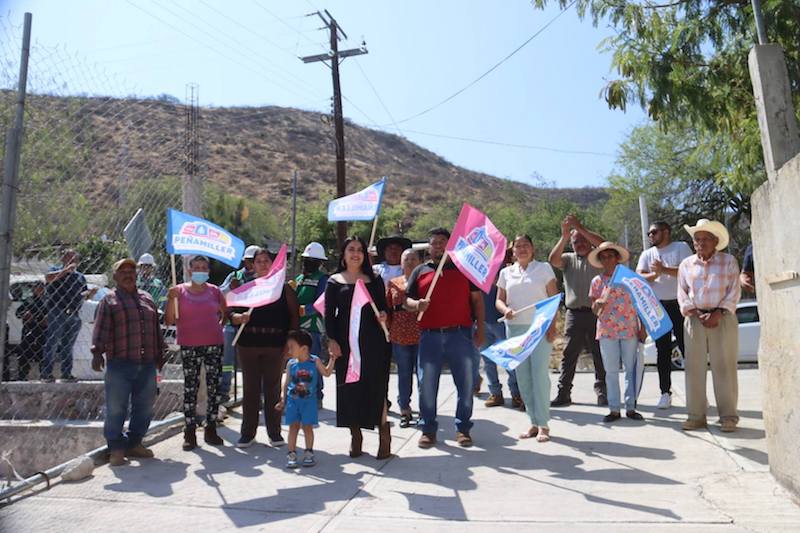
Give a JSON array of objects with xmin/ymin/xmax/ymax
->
[
  {"xmin": 479, "ymin": 321, "xmax": 519, "ymax": 397},
  {"xmin": 104, "ymin": 359, "xmax": 157, "ymax": 451},
  {"xmin": 221, "ymin": 325, "xmax": 236, "ymax": 400},
  {"xmin": 417, "ymin": 327, "xmax": 474, "ymax": 434},
  {"xmin": 42, "ymin": 309, "xmax": 81, "ymax": 378},
  {"xmin": 393, "ymin": 343, "xmax": 418, "ymax": 411}
]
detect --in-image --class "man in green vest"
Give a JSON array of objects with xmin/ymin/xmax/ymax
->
[{"xmin": 294, "ymin": 242, "xmax": 329, "ymax": 405}]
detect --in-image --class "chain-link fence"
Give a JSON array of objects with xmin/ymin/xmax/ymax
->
[{"xmin": 0, "ymin": 15, "xmax": 216, "ymax": 486}]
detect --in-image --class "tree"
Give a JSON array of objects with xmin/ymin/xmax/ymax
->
[
  {"xmin": 602, "ymin": 122, "xmax": 751, "ymax": 255},
  {"xmin": 532, "ymin": 0, "xmax": 800, "ymax": 192}
]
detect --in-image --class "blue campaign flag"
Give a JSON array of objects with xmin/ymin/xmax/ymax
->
[
  {"xmin": 609, "ymin": 264, "xmax": 673, "ymax": 341},
  {"xmin": 327, "ymin": 177, "xmax": 386, "ymax": 222},
  {"xmin": 165, "ymin": 208, "xmax": 245, "ymax": 268},
  {"xmin": 481, "ymin": 294, "xmax": 561, "ymax": 371}
]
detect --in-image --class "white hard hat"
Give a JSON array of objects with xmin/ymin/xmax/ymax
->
[
  {"xmin": 137, "ymin": 253, "xmax": 155, "ymax": 266},
  {"xmin": 243, "ymin": 245, "xmax": 260, "ymax": 259},
  {"xmin": 301, "ymin": 242, "xmax": 327, "ymax": 260}
]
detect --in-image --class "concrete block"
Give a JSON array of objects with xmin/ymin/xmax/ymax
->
[
  {"xmin": 748, "ymin": 44, "xmax": 800, "ymax": 181},
  {"xmin": 751, "ymin": 151, "xmax": 800, "ymax": 499}
]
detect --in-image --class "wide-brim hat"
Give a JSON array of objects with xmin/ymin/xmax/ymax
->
[
  {"xmin": 112, "ymin": 258, "xmax": 137, "ymax": 272},
  {"xmin": 376, "ymin": 235, "xmax": 412, "ymax": 257},
  {"xmin": 684, "ymin": 219, "xmax": 729, "ymax": 251},
  {"xmin": 588, "ymin": 242, "xmax": 631, "ymax": 269}
]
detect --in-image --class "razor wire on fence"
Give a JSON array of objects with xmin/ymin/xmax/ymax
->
[{"xmin": 0, "ymin": 16, "xmax": 225, "ymax": 487}]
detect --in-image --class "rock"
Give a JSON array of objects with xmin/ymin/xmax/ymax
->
[{"xmin": 60, "ymin": 456, "xmax": 94, "ymax": 481}]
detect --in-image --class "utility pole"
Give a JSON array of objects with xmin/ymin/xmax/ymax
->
[
  {"xmin": 0, "ymin": 12, "xmax": 31, "ymax": 381},
  {"xmin": 301, "ymin": 10, "xmax": 367, "ymax": 248},
  {"xmin": 182, "ymin": 83, "xmax": 201, "ymax": 282}
]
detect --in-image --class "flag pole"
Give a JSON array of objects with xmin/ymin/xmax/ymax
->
[
  {"xmin": 496, "ymin": 302, "xmax": 537, "ymax": 323},
  {"xmin": 231, "ymin": 307, "xmax": 253, "ymax": 347},
  {"xmin": 417, "ymin": 251, "xmax": 448, "ymax": 321},
  {"xmin": 368, "ymin": 299, "xmax": 390, "ymax": 342},
  {"xmin": 368, "ymin": 214, "xmax": 379, "ymax": 252},
  {"xmin": 170, "ymin": 254, "xmax": 179, "ymax": 319}
]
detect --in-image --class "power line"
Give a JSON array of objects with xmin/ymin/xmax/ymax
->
[
  {"xmin": 388, "ymin": 0, "xmax": 577, "ymax": 126},
  {"xmin": 125, "ymin": 1, "xmax": 323, "ymax": 107},
  {"xmin": 401, "ymin": 128, "xmax": 616, "ymax": 157},
  {"xmin": 353, "ymin": 58, "xmax": 403, "ymax": 136}
]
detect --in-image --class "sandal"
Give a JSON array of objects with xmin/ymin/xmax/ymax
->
[
  {"xmin": 519, "ymin": 426, "xmax": 538, "ymax": 439},
  {"xmin": 535, "ymin": 427, "xmax": 550, "ymax": 443}
]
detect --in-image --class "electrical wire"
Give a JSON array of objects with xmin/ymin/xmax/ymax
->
[
  {"xmin": 401, "ymin": 128, "xmax": 616, "ymax": 157},
  {"xmin": 388, "ymin": 0, "xmax": 577, "ymax": 126}
]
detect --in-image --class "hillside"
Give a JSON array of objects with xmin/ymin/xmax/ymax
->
[{"xmin": 5, "ymin": 93, "xmax": 607, "ymax": 221}]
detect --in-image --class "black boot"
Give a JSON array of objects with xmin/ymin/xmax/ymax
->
[
  {"xmin": 204, "ymin": 421, "xmax": 224, "ymax": 445},
  {"xmin": 349, "ymin": 425, "xmax": 363, "ymax": 458},
  {"xmin": 182, "ymin": 424, "xmax": 197, "ymax": 451}
]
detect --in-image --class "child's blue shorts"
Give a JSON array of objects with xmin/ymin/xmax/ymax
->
[{"xmin": 284, "ymin": 397, "xmax": 318, "ymax": 426}]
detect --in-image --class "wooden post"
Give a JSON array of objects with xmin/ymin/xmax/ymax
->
[{"xmin": 417, "ymin": 251, "xmax": 448, "ymax": 321}]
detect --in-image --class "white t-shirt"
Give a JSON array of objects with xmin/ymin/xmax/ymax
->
[
  {"xmin": 636, "ymin": 241, "xmax": 693, "ymax": 300},
  {"xmin": 496, "ymin": 261, "xmax": 556, "ymax": 326},
  {"xmin": 373, "ymin": 263, "xmax": 402, "ymax": 287}
]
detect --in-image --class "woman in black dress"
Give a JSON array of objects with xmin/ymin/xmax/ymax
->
[{"xmin": 325, "ymin": 236, "xmax": 392, "ymax": 459}]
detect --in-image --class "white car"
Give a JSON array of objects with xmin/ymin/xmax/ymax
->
[{"xmin": 643, "ymin": 300, "xmax": 760, "ymax": 369}]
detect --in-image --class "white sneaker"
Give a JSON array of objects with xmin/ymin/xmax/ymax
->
[{"xmin": 657, "ymin": 393, "xmax": 672, "ymax": 409}]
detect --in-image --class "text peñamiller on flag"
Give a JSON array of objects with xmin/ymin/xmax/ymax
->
[
  {"xmin": 327, "ymin": 177, "xmax": 386, "ymax": 222},
  {"xmin": 446, "ymin": 203, "xmax": 508, "ymax": 294},
  {"xmin": 166, "ymin": 208, "xmax": 245, "ymax": 268},
  {"xmin": 609, "ymin": 264, "xmax": 673, "ymax": 341}
]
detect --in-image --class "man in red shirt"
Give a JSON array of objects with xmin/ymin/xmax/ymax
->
[{"xmin": 405, "ymin": 228, "xmax": 485, "ymax": 448}]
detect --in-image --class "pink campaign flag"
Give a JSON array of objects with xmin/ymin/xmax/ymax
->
[
  {"xmin": 312, "ymin": 292, "xmax": 326, "ymax": 317},
  {"xmin": 225, "ymin": 245, "xmax": 287, "ymax": 308},
  {"xmin": 446, "ymin": 203, "xmax": 508, "ymax": 294},
  {"xmin": 346, "ymin": 279, "xmax": 373, "ymax": 384}
]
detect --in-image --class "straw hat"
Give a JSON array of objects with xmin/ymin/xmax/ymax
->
[
  {"xmin": 588, "ymin": 242, "xmax": 631, "ymax": 269},
  {"xmin": 684, "ymin": 219, "xmax": 729, "ymax": 250}
]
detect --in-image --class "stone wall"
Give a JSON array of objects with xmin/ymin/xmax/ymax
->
[{"xmin": 751, "ymin": 152, "xmax": 800, "ymax": 498}]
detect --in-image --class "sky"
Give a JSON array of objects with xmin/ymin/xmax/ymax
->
[{"xmin": 1, "ymin": 0, "xmax": 647, "ymax": 189}]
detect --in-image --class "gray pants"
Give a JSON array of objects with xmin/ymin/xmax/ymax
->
[{"xmin": 556, "ymin": 309, "xmax": 606, "ymax": 397}]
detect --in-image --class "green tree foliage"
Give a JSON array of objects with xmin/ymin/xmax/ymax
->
[
  {"xmin": 533, "ymin": 0, "xmax": 800, "ymax": 191},
  {"xmin": 602, "ymin": 122, "xmax": 751, "ymax": 255}
]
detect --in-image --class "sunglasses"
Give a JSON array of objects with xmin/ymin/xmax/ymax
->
[{"xmin": 647, "ymin": 229, "xmax": 661, "ymax": 235}]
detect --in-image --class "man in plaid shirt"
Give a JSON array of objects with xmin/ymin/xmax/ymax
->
[
  {"xmin": 92, "ymin": 258, "xmax": 165, "ymax": 466},
  {"xmin": 677, "ymin": 219, "xmax": 741, "ymax": 433}
]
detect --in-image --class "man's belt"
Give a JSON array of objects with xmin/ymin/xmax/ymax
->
[
  {"xmin": 566, "ymin": 307, "xmax": 592, "ymax": 313},
  {"xmin": 243, "ymin": 326, "xmax": 285, "ymax": 335},
  {"xmin": 424, "ymin": 326, "xmax": 469, "ymax": 333}
]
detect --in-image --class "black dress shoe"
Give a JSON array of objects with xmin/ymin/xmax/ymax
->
[
  {"xmin": 550, "ymin": 395, "xmax": 572, "ymax": 407},
  {"xmin": 603, "ymin": 412, "xmax": 621, "ymax": 423},
  {"xmin": 626, "ymin": 410, "xmax": 644, "ymax": 420}
]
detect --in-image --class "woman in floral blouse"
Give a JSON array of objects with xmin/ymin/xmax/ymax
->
[
  {"xmin": 589, "ymin": 242, "xmax": 647, "ymax": 423},
  {"xmin": 386, "ymin": 248, "xmax": 422, "ymax": 428}
]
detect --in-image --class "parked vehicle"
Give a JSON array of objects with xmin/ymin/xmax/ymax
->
[{"xmin": 643, "ymin": 300, "xmax": 759, "ymax": 369}]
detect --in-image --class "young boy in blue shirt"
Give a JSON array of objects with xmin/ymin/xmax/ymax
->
[{"xmin": 275, "ymin": 330, "xmax": 337, "ymax": 468}]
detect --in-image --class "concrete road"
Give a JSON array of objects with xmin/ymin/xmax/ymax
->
[{"xmin": 1, "ymin": 367, "xmax": 798, "ymax": 532}]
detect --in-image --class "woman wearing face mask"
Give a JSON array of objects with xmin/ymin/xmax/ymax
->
[
  {"xmin": 230, "ymin": 247, "xmax": 300, "ymax": 448},
  {"xmin": 166, "ymin": 255, "xmax": 228, "ymax": 451}
]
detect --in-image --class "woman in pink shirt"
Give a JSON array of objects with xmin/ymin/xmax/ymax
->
[
  {"xmin": 166, "ymin": 255, "xmax": 228, "ymax": 451},
  {"xmin": 588, "ymin": 243, "xmax": 646, "ymax": 423}
]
